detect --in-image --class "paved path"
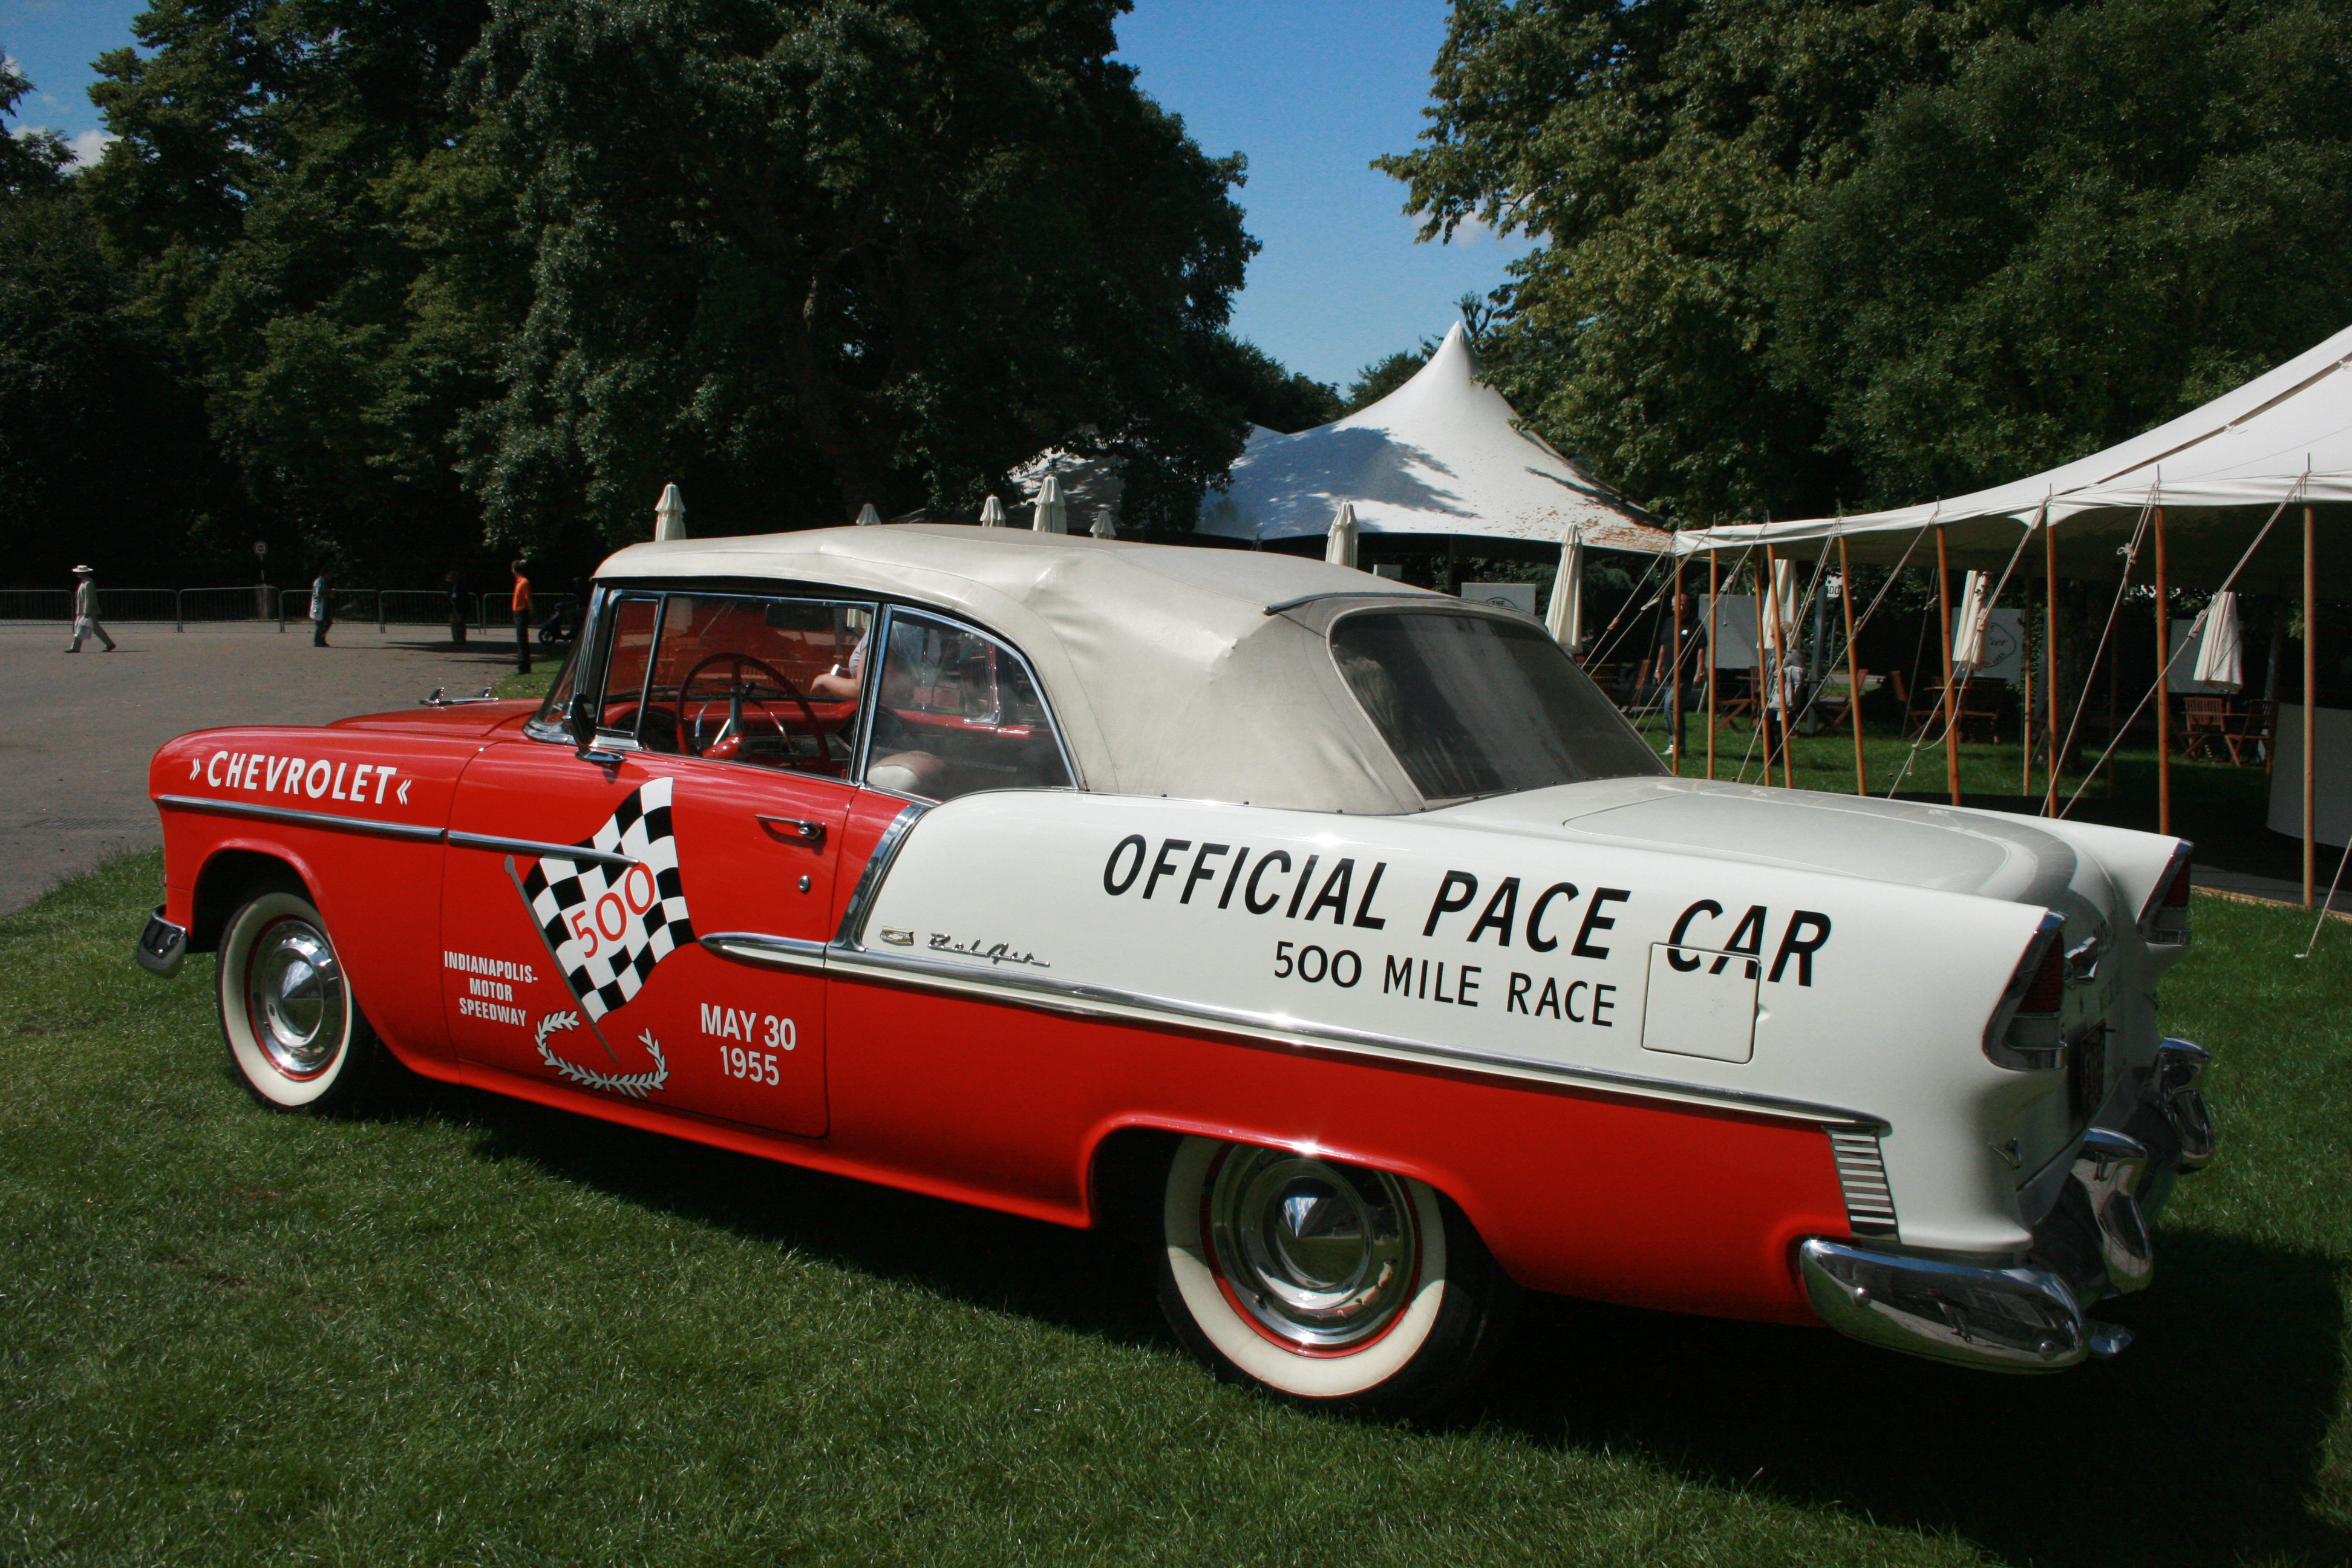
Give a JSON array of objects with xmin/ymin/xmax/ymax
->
[{"xmin": 0, "ymin": 621, "xmax": 532, "ymax": 916}]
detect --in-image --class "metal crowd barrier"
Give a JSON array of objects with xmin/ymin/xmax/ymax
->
[{"xmin": 1, "ymin": 584, "xmax": 573, "ymax": 634}]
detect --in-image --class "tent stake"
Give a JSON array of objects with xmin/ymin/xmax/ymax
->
[
  {"xmin": 1937, "ymin": 527, "xmax": 1960, "ymax": 805},
  {"xmin": 2307, "ymin": 503, "xmax": 2319, "ymax": 908},
  {"xmin": 2154, "ymin": 506, "xmax": 2172, "ymax": 837},
  {"xmin": 1707, "ymin": 551, "xmax": 1719, "ymax": 780},
  {"xmin": 2045, "ymin": 510, "xmax": 2060, "ymax": 816},
  {"xmin": 1838, "ymin": 535, "xmax": 1866, "ymax": 794}
]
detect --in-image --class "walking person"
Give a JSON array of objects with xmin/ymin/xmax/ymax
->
[
  {"xmin": 445, "ymin": 569, "xmax": 468, "ymax": 646},
  {"xmin": 510, "ymin": 559, "xmax": 533, "ymax": 675},
  {"xmin": 310, "ymin": 571, "xmax": 333, "ymax": 647},
  {"xmin": 64, "ymin": 564, "xmax": 116, "ymax": 652}
]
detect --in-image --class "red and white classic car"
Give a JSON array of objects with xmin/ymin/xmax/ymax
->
[{"xmin": 139, "ymin": 527, "xmax": 2215, "ymax": 1412}]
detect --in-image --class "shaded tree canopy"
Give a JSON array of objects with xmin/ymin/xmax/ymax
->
[
  {"xmin": 45, "ymin": 0, "xmax": 1299, "ymax": 578},
  {"xmin": 1, "ymin": 53, "xmax": 224, "ymax": 583},
  {"xmin": 1380, "ymin": 0, "xmax": 2352, "ymax": 527}
]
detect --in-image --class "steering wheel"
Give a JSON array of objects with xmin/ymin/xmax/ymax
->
[{"xmin": 675, "ymin": 652, "xmax": 823, "ymax": 761}]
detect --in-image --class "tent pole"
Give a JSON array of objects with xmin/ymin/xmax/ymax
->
[
  {"xmin": 2154, "ymin": 506, "xmax": 2171, "ymax": 838},
  {"xmin": 1707, "ymin": 551, "xmax": 1719, "ymax": 780},
  {"xmin": 2021, "ymin": 590, "xmax": 2034, "ymax": 796},
  {"xmin": 1670, "ymin": 555, "xmax": 1685, "ymax": 774},
  {"xmin": 2045, "ymin": 511, "xmax": 2060, "ymax": 817},
  {"xmin": 1937, "ymin": 526, "xmax": 1960, "ymax": 805},
  {"xmin": 1780, "ymin": 560, "xmax": 1797, "ymax": 790},
  {"xmin": 1839, "ymin": 535, "xmax": 1866, "ymax": 795},
  {"xmin": 2306, "ymin": 503, "xmax": 2318, "ymax": 908},
  {"xmin": 1759, "ymin": 545, "xmax": 1779, "ymax": 784}
]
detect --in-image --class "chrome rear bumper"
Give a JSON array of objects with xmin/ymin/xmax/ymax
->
[{"xmin": 1799, "ymin": 1038, "xmax": 2213, "ymax": 1373}]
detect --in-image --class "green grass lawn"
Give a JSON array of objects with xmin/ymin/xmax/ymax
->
[
  {"xmin": 3, "ymin": 855, "xmax": 2346, "ymax": 1565},
  {"xmin": 1632, "ymin": 712, "xmax": 2274, "ymax": 815}
]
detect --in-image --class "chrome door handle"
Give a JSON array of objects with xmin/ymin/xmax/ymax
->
[{"xmin": 757, "ymin": 815, "xmax": 826, "ymax": 850}]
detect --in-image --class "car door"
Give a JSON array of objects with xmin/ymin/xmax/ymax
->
[{"xmin": 441, "ymin": 587, "xmax": 871, "ymax": 1138}]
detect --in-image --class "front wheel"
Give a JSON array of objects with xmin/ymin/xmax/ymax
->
[
  {"xmin": 216, "ymin": 884, "xmax": 396, "ymax": 1114},
  {"xmin": 1156, "ymin": 1136, "xmax": 1516, "ymax": 1414}
]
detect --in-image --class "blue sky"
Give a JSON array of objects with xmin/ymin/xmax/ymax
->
[{"xmin": 2, "ymin": 0, "xmax": 1529, "ymax": 389}]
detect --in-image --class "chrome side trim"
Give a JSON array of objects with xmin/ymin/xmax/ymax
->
[
  {"xmin": 1828, "ymin": 1130, "xmax": 1900, "ymax": 1237},
  {"xmin": 1262, "ymin": 590, "xmax": 1426, "ymax": 615},
  {"xmin": 700, "ymin": 932, "xmax": 828, "ymax": 975},
  {"xmin": 1798, "ymin": 1238, "xmax": 2089, "ymax": 1372},
  {"xmin": 832, "ymin": 802, "xmax": 933, "ymax": 947},
  {"xmin": 155, "ymin": 794, "xmax": 443, "ymax": 843},
  {"xmin": 446, "ymin": 829, "xmax": 636, "ymax": 869},
  {"xmin": 824, "ymin": 943, "xmax": 1887, "ymax": 1132}
]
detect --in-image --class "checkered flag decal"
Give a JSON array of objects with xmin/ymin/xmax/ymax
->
[{"xmin": 520, "ymin": 777, "xmax": 694, "ymax": 1021}]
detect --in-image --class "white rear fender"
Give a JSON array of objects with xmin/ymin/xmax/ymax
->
[{"xmin": 846, "ymin": 791, "xmax": 2066, "ymax": 1255}]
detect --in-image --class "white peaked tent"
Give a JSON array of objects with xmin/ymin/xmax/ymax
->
[
  {"xmin": 1198, "ymin": 323, "xmax": 1671, "ymax": 555},
  {"xmin": 1673, "ymin": 321, "xmax": 2352, "ymax": 903},
  {"xmin": 1674, "ymin": 321, "xmax": 2352, "ymax": 588}
]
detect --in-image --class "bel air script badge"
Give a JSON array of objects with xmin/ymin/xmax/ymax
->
[{"xmin": 929, "ymin": 932, "xmax": 1050, "ymax": 969}]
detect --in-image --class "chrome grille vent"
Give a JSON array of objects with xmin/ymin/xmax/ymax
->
[{"xmin": 1828, "ymin": 1130, "xmax": 1898, "ymax": 1238}]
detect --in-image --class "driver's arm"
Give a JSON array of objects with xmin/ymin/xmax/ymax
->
[{"xmin": 806, "ymin": 634, "xmax": 867, "ymax": 701}]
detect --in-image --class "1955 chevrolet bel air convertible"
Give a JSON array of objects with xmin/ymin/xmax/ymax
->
[{"xmin": 138, "ymin": 526, "xmax": 2216, "ymax": 1412}]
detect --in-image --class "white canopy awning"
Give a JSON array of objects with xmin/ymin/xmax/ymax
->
[
  {"xmin": 1198, "ymin": 324, "xmax": 1671, "ymax": 555},
  {"xmin": 1675, "ymin": 322, "xmax": 2352, "ymax": 587}
]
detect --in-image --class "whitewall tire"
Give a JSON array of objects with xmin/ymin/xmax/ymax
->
[
  {"xmin": 1155, "ymin": 1135, "xmax": 1515, "ymax": 1414},
  {"xmin": 215, "ymin": 886, "xmax": 388, "ymax": 1113}
]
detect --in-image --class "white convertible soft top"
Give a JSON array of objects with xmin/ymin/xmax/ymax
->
[{"xmin": 596, "ymin": 525, "xmax": 1459, "ymax": 813}]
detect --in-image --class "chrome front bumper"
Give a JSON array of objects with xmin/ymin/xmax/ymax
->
[
  {"xmin": 135, "ymin": 907, "xmax": 188, "ymax": 978},
  {"xmin": 1798, "ymin": 1038, "xmax": 2215, "ymax": 1373}
]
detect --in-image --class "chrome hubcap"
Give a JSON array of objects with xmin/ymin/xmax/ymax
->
[
  {"xmin": 1206, "ymin": 1148, "xmax": 1417, "ymax": 1349},
  {"xmin": 245, "ymin": 917, "xmax": 346, "ymax": 1079}
]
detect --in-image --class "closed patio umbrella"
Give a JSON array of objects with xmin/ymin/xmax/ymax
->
[
  {"xmin": 1544, "ymin": 523, "xmax": 1584, "ymax": 651},
  {"xmin": 1324, "ymin": 501, "xmax": 1358, "ymax": 567},
  {"xmin": 1951, "ymin": 569, "xmax": 1990, "ymax": 670},
  {"xmin": 2194, "ymin": 590, "xmax": 2244, "ymax": 691},
  {"xmin": 979, "ymin": 495, "xmax": 1008, "ymax": 527},
  {"xmin": 1033, "ymin": 474, "xmax": 1067, "ymax": 534},
  {"xmin": 654, "ymin": 483, "xmax": 687, "ymax": 541}
]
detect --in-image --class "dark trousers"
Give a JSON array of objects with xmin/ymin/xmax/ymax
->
[
  {"xmin": 449, "ymin": 613, "xmax": 467, "ymax": 645},
  {"xmin": 514, "ymin": 609, "xmax": 532, "ymax": 673},
  {"xmin": 312, "ymin": 618, "xmax": 332, "ymax": 646}
]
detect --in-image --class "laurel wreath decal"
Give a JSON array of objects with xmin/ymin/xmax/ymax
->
[{"xmin": 534, "ymin": 1011, "xmax": 670, "ymax": 1099}]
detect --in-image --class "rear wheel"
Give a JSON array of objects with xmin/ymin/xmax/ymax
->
[
  {"xmin": 1155, "ymin": 1136, "xmax": 1515, "ymax": 1414},
  {"xmin": 215, "ymin": 884, "xmax": 394, "ymax": 1113}
]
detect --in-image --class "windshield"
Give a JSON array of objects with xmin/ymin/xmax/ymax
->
[{"xmin": 1330, "ymin": 610, "xmax": 1664, "ymax": 802}]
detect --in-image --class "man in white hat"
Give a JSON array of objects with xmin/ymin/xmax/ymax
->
[{"xmin": 65, "ymin": 565, "xmax": 115, "ymax": 653}]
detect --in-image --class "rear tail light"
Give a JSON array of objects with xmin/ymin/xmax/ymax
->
[
  {"xmin": 2137, "ymin": 844, "xmax": 2194, "ymax": 946},
  {"xmin": 1985, "ymin": 911, "xmax": 2068, "ymax": 1071}
]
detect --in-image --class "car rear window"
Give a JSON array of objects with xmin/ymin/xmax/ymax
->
[{"xmin": 1330, "ymin": 610, "xmax": 1664, "ymax": 802}]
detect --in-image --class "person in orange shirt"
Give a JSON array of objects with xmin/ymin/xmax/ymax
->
[{"xmin": 509, "ymin": 560, "xmax": 533, "ymax": 675}]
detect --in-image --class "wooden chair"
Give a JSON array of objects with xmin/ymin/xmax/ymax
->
[
  {"xmin": 2236, "ymin": 698, "xmax": 2277, "ymax": 767},
  {"xmin": 1954, "ymin": 678, "xmax": 2005, "ymax": 744},
  {"xmin": 2181, "ymin": 696, "xmax": 2232, "ymax": 761}
]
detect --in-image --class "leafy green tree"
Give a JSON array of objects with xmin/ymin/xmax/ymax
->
[
  {"xmin": 460, "ymin": 0, "xmax": 1261, "ymax": 547},
  {"xmin": 85, "ymin": 1, "xmax": 511, "ymax": 581},
  {"xmin": 1, "ymin": 54, "xmax": 227, "ymax": 584},
  {"xmin": 1, "ymin": 53, "xmax": 72, "ymax": 194},
  {"xmin": 1764, "ymin": 0, "xmax": 2352, "ymax": 503},
  {"xmin": 1380, "ymin": 0, "xmax": 2352, "ymax": 526},
  {"xmin": 1214, "ymin": 337, "xmax": 1340, "ymax": 433}
]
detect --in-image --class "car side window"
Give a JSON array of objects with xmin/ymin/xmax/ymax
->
[
  {"xmin": 595, "ymin": 593, "xmax": 872, "ymax": 775},
  {"xmin": 861, "ymin": 609, "xmax": 1072, "ymax": 801}
]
